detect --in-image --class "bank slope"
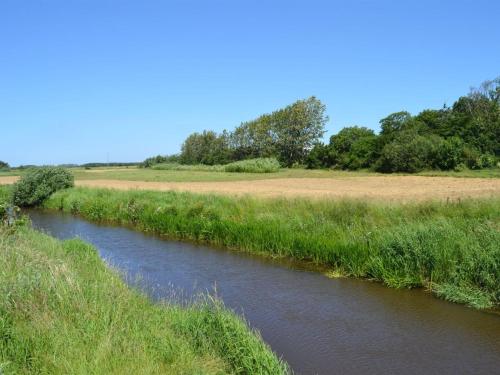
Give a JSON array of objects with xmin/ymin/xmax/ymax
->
[{"xmin": 0, "ymin": 225, "xmax": 288, "ymax": 374}]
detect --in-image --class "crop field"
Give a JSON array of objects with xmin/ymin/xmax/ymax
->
[{"xmin": 1, "ymin": 168, "xmax": 500, "ymax": 201}]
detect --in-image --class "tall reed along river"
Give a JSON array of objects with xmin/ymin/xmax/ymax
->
[{"xmin": 29, "ymin": 210, "xmax": 500, "ymax": 375}]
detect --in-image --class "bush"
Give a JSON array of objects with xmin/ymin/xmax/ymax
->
[
  {"xmin": 224, "ymin": 158, "xmax": 281, "ymax": 173},
  {"xmin": 375, "ymin": 132, "xmax": 439, "ymax": 173},
  {"xmin": 12, "ymin": 167, "xmax": 74, "ymax": 207},
  {"xmin": 141, "ymin": 154, "xmax": 179, "ymax": 168},
  {"xmin": 305, "ymin": 143, "xmax": 336, "ymax": 169},
  {"xmin": 433, "ymin": 137, "xmax": 464, "ymax": 170}
]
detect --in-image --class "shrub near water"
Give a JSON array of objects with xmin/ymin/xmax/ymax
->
[
  {"xmin": 12, "ymin": 167, "xmax": 74, "ymax": 207},
  {"xmin": 44, "ymin": 187, "xmax": 500, "ymax": 309}
]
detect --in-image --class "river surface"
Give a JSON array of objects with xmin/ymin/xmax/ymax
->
[{"xmin": 29, "ymin": 210, "xmax": 500, "ymax": 375}]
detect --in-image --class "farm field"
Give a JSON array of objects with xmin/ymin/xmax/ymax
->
[{"xmin": 1, "ymin": 168, "xmax": 500, "ymax": 201}]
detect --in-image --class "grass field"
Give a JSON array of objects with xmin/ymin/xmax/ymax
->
[
  {"xmin": 2, "ymin": 166, "xmax": 500, "ymax": 183},
  {"xmin": 38, "ymin": 186, "xmax": 500, "ymax": 309},
  {"xmin": 0, "ymin": 224, "xmax": 288, "ymax": 374},
  {"xmin": 2, "ymin": 168, "xmax": 499, "ymax": 201}
]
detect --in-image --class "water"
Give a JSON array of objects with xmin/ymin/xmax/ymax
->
[{"xmin": 29, "ymin": 210, "xmax": 500, "ymax": 375}]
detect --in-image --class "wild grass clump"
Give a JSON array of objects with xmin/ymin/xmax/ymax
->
[
  {"xmin": 151, "ymin": 159, "xmax": 281, "ymax": 173},
  {"xmin": 11, "ymin": 167, "xmax": 73, "ymax": 207},
  {"xmin": 43, "ymin": 187, "xmax": 500, "ymax": 309},
  {"xmin": 0, "ymin": 225, "xmax": 288, "ymax": 374},
  {"xmin": 224, "ymin": 158, "xmax": 281, "ymax": 173},
  {"xmin": 151, "ymin": 163, "xmax": 225, "ymax": 172}
]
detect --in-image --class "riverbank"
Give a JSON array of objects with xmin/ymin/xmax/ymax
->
[
  {"xmin": 0, "ymin": 225, "xmax": 288, "ymax": 374},
  {"xmin": 39, "ymin": 186, "xmax": 500, "ymax": 309}
]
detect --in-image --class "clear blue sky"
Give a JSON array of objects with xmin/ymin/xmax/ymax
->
[{"xmin": 2, "ymin": 0, "xmax": 499, "ymax": 166}]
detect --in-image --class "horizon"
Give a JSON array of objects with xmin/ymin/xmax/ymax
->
[{"xmin": 2, "ymin": 0, "xmax": 499, "ymax": 166}]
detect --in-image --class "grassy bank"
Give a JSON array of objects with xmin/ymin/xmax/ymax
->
[
  {"xmin": 0, "ymin": 224, "xmax": 288, "ymax": 374},
  {"xmin": 40, "ymin": 187, "xmax": 500, "ymax": 309}
]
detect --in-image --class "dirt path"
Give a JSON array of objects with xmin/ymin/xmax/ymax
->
[{"xmin": 2, "ymin": 175, "xmax": 499, "ymax": 201}]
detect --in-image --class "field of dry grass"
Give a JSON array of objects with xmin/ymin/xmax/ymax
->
[{"xmin": 2, "ymin": 174, "xmax": 500, "ymax": 201}]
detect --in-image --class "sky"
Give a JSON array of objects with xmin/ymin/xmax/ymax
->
[{"xmin": 1, "ymin": 0, "xmax": 499, "ymax": 166}]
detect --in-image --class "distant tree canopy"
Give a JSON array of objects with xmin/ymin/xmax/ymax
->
[
  {"xmin": 306, "ymin": 77, "xmax": 500, "ymax": 172},
  {"xmin": 144, "ymin": 77, "xmax": 500, "ymax": 173},
  {"xmin": 178, "ymin": 97, "xmax": 328, "ymax": 167},
  {"xmin": 0, "ymin": 161, "xmax": 9, "ymax": 170}
]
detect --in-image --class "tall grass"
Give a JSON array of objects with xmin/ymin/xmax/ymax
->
[
  {"xmin": 0, "ymin": 225, "xmax": 289, "ymax": 374},
  {"xmin": 224, "ymin": 158, "xmax": 280, "ymax": 173},
  {"xmin": 151, "ymin": 158, "xmax": 281, "ymax": 173},
  {"xmin": 152, "ymin": 163, "xmax": 224, "ymax": 172},
  {"xmin": 42, "ymin": 187, "xmax": 500, "ymax": 309}
]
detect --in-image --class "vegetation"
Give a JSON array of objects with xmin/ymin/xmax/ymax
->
[
  {"xmin": 0, "ymin": 221, "xmax": 288, "ymax": 374},
  {"xmin": 144, "ymin": 77, "xmax": 499, "ymax": 173},
  {"xmin": 152, "ymin": 158, "xmax": 281, "ymax": 174},
  {"xmin": 223, "ymin": 158, "xmax": 280, "ymax": 173},
  {"xmin": 11, "ymin": 167, "xmax": 74, "ymax": 207},
  {"xmin": 42, "ymin": 187, "xmax": 500, "ymax": 309},
  {"xmin": 146, "ymin": 97, "xmax": 328, "ymax": 168},
  {"xmin": 308, "ymin": 78, "xmax": 500, "ymax": 172},
  {"xmin": 0, "ymin": 161, "xmax": 9, "ymax": 171}
]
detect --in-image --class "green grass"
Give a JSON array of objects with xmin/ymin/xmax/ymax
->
[
  {"xmin": 152, "ymin": 158, "xmax": 281, "ymax": 174},
  {"xmin": 0, "ymin": 224, "xmax": 289, "ymax": 374},
  {"xmin": 3, "ymin": 166, "xmax": 499, "ymax": 183},
  {"xmin": 40, "ymin": 186, "xmax": 500, "ymax": 309}
]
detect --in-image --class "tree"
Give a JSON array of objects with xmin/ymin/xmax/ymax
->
[
  {"xmin": 273, "ymin": 97, "xmax": 328, "ymax": 166},
  {"xmin": 0, "ymin": 161, "xmax": 9, "ymax": 170},
  {"xmin": 329, "ymin": 126, "xmax": 377, "ymax": 169},
  {"xmin": 180, "ymin": 130, "xmax": 231, "ymax": 165},
  {"xmin": 305, "ymin": 143, "xmax": 336, "ymax": 169},
  {"xmin": 375, "ymin": 131, "xmax": 440, "ymax": 173}
]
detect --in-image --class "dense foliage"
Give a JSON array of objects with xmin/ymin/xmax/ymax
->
[
  {"xmin": 12, "ymin": 167, "xmax": 74, "ymax": 207},
  {"xmin": 307, "ymin": 78, "xmax": 500, "ymax": 172},
  {"xmin": 145, "ymin": 97, "xmax": 328, "ymax": 168},
  {"xmin": 0, "ymin": 160, "xmax": 9, "ymax": 170},
  {"xmin": 144, "ymin": 78, "xmax": 499, "ymax": 173}
]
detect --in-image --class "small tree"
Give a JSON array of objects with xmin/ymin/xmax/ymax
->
[{"xmin": 0, "ymin": 161, "xmax": 9, "ymax": 170}]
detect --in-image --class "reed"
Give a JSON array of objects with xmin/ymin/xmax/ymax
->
[{"xmin": 42, "ymin": 187, "xmax": 500, "ymax": 309}]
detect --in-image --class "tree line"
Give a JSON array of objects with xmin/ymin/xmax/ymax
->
[{"xmin": 146, "ymin": 76, "xmax": 498, "ymax": 172}]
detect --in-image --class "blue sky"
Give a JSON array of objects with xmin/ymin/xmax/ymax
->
[{"xmin": 1, "ymin": 0, "xmax": 499, "ymax": 166}]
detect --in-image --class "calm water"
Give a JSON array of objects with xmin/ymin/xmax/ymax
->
[{"xmin": 29, "ymin": 210, "xmax": 500, "ymax": 375}]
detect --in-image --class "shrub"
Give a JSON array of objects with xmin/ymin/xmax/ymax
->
[
  {"xmin": 12, "ymin": 167, "xmax": 74, "ymax": 207},
  {"xmin": 433, "ymin": 137, "xmax": 464, "ymax": 170},
  {"xmin": 375, "ymin": 132, "xmax": 439, "ymax": 173},
  {"xmin": 305, "ymin": 143, "xmax": 336, "ymax": 169},
  {"xmin": 224, "ymin": 158, "xmax": 281, "ymax": 173}
]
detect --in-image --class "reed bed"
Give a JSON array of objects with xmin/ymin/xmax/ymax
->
[{"xmin": 42, "ymin": 187, "xmax": 500, "ymax": 309}]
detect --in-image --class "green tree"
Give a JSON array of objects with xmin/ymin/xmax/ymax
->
[
  {"xmin": 0, "ymin": 161, "xmax": 9, "ymax": 170},
  {"xmin": 180, "ymin": 130, "xmax": 231, "ymax": 165},
  {"xmin": 375, "ymin": 131, "xmax": 440, "ymax": 173},
  {"xmin": 273, "ymin": 97, "xmax": 328, "ymax": 166},
  {"xmin": 329, "ymin": 126, "xmax": 377, "ymax": 169}
]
